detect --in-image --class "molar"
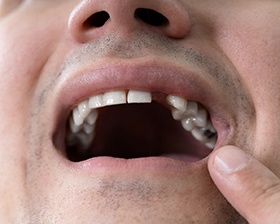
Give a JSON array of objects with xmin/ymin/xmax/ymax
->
[
  {"xmin": 181, "ymin": 117, "xmax": 195, "ymax": 131},
  {"xmin": 193, "ymin": 109, "xmax": 207, "ymax": 127},
  {"xmin": 166, "ymin": 94, "xmax": 217, "ymax": 147}
]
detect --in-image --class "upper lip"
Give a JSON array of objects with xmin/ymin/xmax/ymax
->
[{"xmin": 51, "ymin": 56, "xmax": 233, "ymax": 155}]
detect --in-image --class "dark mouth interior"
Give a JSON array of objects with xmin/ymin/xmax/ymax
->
[{"xmin": 66, "ymin": 102, "xmax": 211, "ymax": 162}]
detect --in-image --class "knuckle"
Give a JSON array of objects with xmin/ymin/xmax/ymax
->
[{"xmin": 243, "ymin": 179, "xmax": 280, "ymax": 222}]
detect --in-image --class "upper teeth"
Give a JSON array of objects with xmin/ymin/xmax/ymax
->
[
  {"xmin": 166, "ymin": 95, "xmax": 216, "ymax": 148},
  {"xmin": 67, "ymin": 90, "xmax": 217, "ymax": 150}
]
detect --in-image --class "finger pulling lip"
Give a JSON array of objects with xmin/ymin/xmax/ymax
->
[{"xmin": 51, "ymin": 58, "xmax": 232, "ymax": 171}]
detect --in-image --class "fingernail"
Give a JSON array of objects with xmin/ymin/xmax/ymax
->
[{"xmin": 214, "ymin": 147, "xmax": 251, "ymax": 174}]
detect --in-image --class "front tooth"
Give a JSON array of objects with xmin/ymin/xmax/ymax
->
[
  {"xmin": 127, "ymin": 90, "xmax": 152, "ymax": 103},
  {"xmin": 89, "ymin": 94, "xmax": 104, "ymax": 109},
  {"xmin": 78, "ymin": 99, "xmax": 90, "ymax": 118},
  {"xmin": 73, "ymin": 107, "xmax": 84, "ymax": 126},
  {"xmin": 167, "ymin": 95, "xmax": 187, "ymax": 111},
  {"xmin": 103, "ymin": 91, "xmax": 126, "ymax": 106}
]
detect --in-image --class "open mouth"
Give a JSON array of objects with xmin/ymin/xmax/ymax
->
[{"xmin": 64, "ymin": 89, "xmax": 217, "ymax": 162}]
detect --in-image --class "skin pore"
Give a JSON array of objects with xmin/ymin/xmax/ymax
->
[{"xmin": 0, "ymin": 0, "xmax": 280, "ymax": 223}]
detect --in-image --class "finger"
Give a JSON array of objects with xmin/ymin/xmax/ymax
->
[{"xmin": 208, "ymin": 145, "xmax": 280, "ymax": 223}]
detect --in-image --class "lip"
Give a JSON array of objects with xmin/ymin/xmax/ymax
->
[
  {"xmin": 52, "ymin": 57, "xmax": 233, "ymax": 171},
  {"xmin": 65, "ymin": 156, "xmax": 206, "ymax": 174}
]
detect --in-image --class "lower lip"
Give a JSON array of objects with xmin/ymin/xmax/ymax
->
[{"xmin": 70, "ymin": 155, "xmax": 206, "ymax": 173}]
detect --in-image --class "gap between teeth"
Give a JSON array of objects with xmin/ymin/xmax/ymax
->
[{"xmin": 67, "ymin": 90, "xmax": 217, "ymax": 151}]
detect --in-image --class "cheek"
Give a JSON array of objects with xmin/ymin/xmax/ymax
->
[
  {"xmin": 220, "ymin": 32, "xmax": 280, "ymax": 175},
  {"xmin": 0, "ymin": 13, "xmax": 63, "ymax": 111},
  {"xmin": 0, "ymin": 13, "xmax": 64, "ymax": 158},
  {"xmin": 212, "ymin": 7, "xmax": 280, "ymax": 171},
  {"xmin": 214, "ymin": 7, "xmax": 280, "ymax": 104},
  {"xmin": 220, "ymin": 29, "xmax": 280, "ymax": 104},
  {"xmin": 0, "ymin": 29, "xmax": 39, "ymax": 96},
  {"xmin": 0, "ymin": 27, "xmax": 37, "ymax": 133},
  {"xmin": 214, "ymin": 7, "xmax": 280, "ymax": 106}
]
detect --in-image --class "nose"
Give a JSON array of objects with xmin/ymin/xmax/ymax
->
[{"xmin": 68, "ymin": 0, "xmax": 191, "ymax": 43}]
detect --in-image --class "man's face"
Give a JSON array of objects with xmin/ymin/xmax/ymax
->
[{"xmin": 1, "ymin": 0, "xmax": 280, "ymax": 223}]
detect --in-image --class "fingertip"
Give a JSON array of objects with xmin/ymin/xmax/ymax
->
[
  {"xmin": 208, "ymin": 145, "xmax": 280, "ymax": 223},
  {"xmin": 209, "ymin": 145, "xmax": 251, "ymax": 175}
]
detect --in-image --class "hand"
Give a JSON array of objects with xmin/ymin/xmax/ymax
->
[{"xmin": 208, "ymin": 145, "xmax": 280, "ymax": 223}]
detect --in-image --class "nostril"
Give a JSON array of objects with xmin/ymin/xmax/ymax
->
[
  {"xmin": 134, "ymin": 8, "xmax": 168, "ymax": 27},
  {"xmin": 84, "ymin": 11, "xmax": 110, "ymax": 28}
]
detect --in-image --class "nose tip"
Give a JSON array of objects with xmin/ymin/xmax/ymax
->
[{"xmin": 68, "ymin": 0, "xmax": 191, "ymax": 43}]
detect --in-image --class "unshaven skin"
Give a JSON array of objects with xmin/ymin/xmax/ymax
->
[{"xmin": 0, "ymin": 0, "xmax": 280, "ymax": 223}]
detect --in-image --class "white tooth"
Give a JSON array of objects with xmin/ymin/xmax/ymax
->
[
  {"xmin": 172, "ymin": 109, "xmax": 185, "ymax": 120},
  {"xmin": 186, "ymin": 101, "xmax": 198, "ymax": 116},
  {"xmin": 85, "ymin": 110, "xmax": 98, "ymax": 125},
  {"xmin": 103, "ymin": 91, "xmax": 126, "ymax": 106},
  {"xmin": 167, "ymin": 95, "xmax": 187, "ymax": 111},
  {"xmin": 69, "ymin": 117, "xmax": 82, "ymax": 133},
  {"xmin": 201, "ymin": 121, "xmax": 217, "ymax": 148},
  {"xmin": 193, "ymin": 109, "xmax": 207, "ymax": 127},
  {"xmin": 89, "ymin": 94, "xmax": 104, "ymax": 109},
  {"xmin": 181, "ymin": 117, "xmax": 195, "ymax": 131},
  {"xmin": 127, "ymin": 90, "xmax": 152, "ymax": 103},
  {"xmin": 205, "ymin": 137, "xmax": 216, "ymax": 149},
  {"xmin": 205, "ymin": 121, "xmax": 216, "ymax": 134},
  {"xmin": 73, "ymin": 107, "xmax": 84, "ymax": 126},
  {"xmin": 83, "ymin": 122, "xmax": 95, "ymax": 134},
  {"xmin": 77, "ymin": 132, "xmax": 94, "ymax": 149},
  {"xmin": 191, "ymin": 127, "xmax": 208, "ymax": 142},
  {"xmin": 167, "ymin": 95, "xmax": 217, "ymax": 147},
  {"xmin": 78, "ymin": 99, "xmax": 90, "ymax": 118},
  {"xmin": 66, "ymin": 128, "xmax": 94, "ymax": 149}
]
